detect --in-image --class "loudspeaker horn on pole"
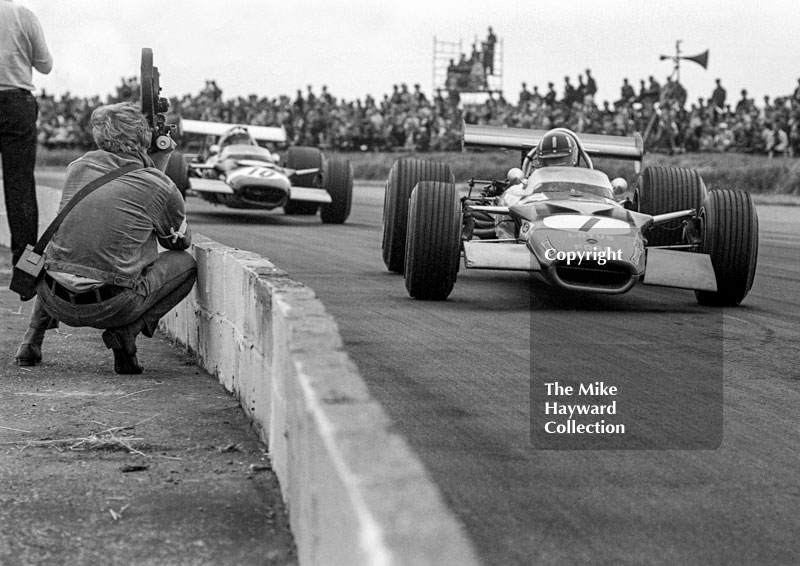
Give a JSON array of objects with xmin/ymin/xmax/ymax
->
[{"xmin": 682, "ymin": 50, "xmax": 709, "ymax": 69}]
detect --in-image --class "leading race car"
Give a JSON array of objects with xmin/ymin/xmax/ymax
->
[
  {"xmin": 382, "ymin": 124, "xmax": 758, "ymax": 305},
  {"xmin": 165, "ymin": 119, "xmax": 353, "ymax": 223}
]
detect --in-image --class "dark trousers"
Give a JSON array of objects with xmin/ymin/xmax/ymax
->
[
  {"xmin": 37, "ymin": 250, "xmax": 197, "ymax": 337},
  {"xmin": 0, "ymin": 89, "xmax": 39, "ymax": 265}
]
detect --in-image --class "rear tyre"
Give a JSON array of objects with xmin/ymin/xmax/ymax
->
[
  {"xmin": 320, "ymin": 157, "xmax": 353, "ymax": 224},
  {"xmin": 165, "ymin": 150, "xmax": 190, "ymax": 198},
  {"xmin": 382, "ymin": 158, "xmax": 454, "ymax": 273},
  {"xmin": 285, "ymin": 146, "xmax": 323, "ymax": 215},
  {"xmin": 404, "ymin": 181, "xmax": 461, "ymax": 300},
  {"xmin": 635, "ymin": 166, "xmax": 707, "ymax": 246},
  {"xmin": 695, "ymin": 189, "xmax": 758, "ymax": 306}
]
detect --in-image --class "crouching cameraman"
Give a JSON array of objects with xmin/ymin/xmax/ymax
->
[{"xmin": 15, "ymin": 102, "xmax": 196, "ymax": 374}]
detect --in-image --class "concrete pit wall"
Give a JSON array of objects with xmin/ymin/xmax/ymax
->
[{"xmin": 159, "ymin": 235, "xmax": 481, "ymax": 566}]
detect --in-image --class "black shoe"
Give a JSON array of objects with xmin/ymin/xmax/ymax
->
[
  {"xmin": 15, "ymin": 343, "xmax": 42, "ymax": 366},
  {"xmin": 110, "ymin": 348, "xmax": 144, "ymax": 375},
  {"xmin": 102, "ymin": 328, "xmax": 143, "ymax": 375}
]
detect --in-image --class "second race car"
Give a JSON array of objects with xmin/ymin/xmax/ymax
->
[
  {"xmin": 382, "ymin": 125, "xmax": 758, "ymax": 305},
  {"xmin": 166, "ymin": 119, "xmax": 353, "ymax": 224}
]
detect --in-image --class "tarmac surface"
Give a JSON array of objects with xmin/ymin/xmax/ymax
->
[
  {"xmin": 187, "ymin": 184, "xmax": 800, "ymax": 566},
  {"xmin": 0, "ymin": 246, "xmax": 297, "ymax": 566}
]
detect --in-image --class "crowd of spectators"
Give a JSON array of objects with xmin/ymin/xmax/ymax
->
[{"xmin": 36, "ymin": 72, "xmax": 800, "ymax": 158}]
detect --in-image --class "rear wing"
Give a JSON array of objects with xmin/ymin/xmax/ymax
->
[
  {"xmin": 462, "ymin": 123, "xmax": 644, "ymax": 165},
  {"xmin": 180, "ymin": 119, "xmax": 287, "ymax": 144}
]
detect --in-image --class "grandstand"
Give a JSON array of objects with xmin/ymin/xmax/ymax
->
[{"xmin": 35, "ymin": 63, "xmax": 800, "ymax": 157}]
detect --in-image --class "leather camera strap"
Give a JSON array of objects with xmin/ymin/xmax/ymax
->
[{"xmin": 32, "ymin": 163, "xmax": 142, "ymax": 255}]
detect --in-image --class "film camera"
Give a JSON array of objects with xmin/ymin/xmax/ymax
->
[{"xmin": 140, "ymin": 47, "xmax": 174, "ymax": 152}]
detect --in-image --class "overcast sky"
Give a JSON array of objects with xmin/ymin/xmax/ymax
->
[{"xmin": 20, "ymin": 0, "xmax": 800, "ymax": 107}]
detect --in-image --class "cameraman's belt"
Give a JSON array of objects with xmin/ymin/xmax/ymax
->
[{"xmin": 45, "ymin": 274, "xmax": 126, "ymax": 305}]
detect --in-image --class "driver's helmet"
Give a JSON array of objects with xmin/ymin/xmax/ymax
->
[
  {"xmin": 221, "ymin": 129, "xmax": 253, "ymax": 146},
  {"xmin": 537, "ymin": 130, "xmax": 579, "ymax": 167}
]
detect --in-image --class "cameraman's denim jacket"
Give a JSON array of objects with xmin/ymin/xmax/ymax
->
[{"xmin": 45, "ymin": 150, "xmax": 187, "ymax": 290}]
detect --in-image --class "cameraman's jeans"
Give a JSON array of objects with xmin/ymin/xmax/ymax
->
[
  {"xmin": 38, "ymin": 250, "xmax": 197, "ymax": 337},
  {"xmin": 0, "ymin": 89, "xmax": 39, "ymax": 265}
]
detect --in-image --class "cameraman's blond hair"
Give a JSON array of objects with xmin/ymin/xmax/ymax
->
[{"xmin": 91, "ymin": 102, "xmax": 151, "ymax": 154}]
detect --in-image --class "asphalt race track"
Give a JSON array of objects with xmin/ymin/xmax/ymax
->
[
  {"xmin": 39, "ymin": 172, "xmax": 800, "ymax": 565},
  {"xmin": 183, "ymin": 181, "xmax": 800, "ymax": 565}
]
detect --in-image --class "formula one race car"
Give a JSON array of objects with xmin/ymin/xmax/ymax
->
[
  {"xmin": 165, "ymin": 119, "xmax": 353, "ymax": 223},
  {"xmin": 382, "ymin": 125, "xmax": 758, "ymax": 305}
]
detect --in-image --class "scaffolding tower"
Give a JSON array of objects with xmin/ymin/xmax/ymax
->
[
  {"xmin": 432, "ymin": 33, "xmax": 503, "ymax": 96},
  {"xmin": 432, "ymin": 36, "xmax": 463, "ymax": 94}
]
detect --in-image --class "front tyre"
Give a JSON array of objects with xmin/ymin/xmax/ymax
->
[
  {"xmin": 695, "ymin": 189, "xmax": 758, "ymax": 306},
  {"xmin": 320, "ymin": 157, "xmax": 353, "ymax": 224},
  {"xmin": 404, "ymin": 181, "xmax": 461, "ymax": 300},
  {"xmin": 286, "ymin": 146, "xmax": 323, "ymax": 187},
  {"xmin": 283, "ymin": 146, "xmax": 324, "ymax": 216},
  {"xmin": 284, "ymin": 146, "xmax": 323, "ymax": 215},
  {"xmin": 382, "ymin": 158, "xmax": 454, "ymax": 273}
]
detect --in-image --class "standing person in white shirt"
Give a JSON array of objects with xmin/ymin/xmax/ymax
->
[{"xmin": 0, "ymin": 0, "xmax": 52, "ymax": 266}]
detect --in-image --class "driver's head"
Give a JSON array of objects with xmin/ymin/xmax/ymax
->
[
  {"xmin": 537, "ymin": 130, "xmax": 578, "ymax": 167},
  {"xmin": 222, "ymin": 129, "xmax": 252, "ymax": 146}
]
